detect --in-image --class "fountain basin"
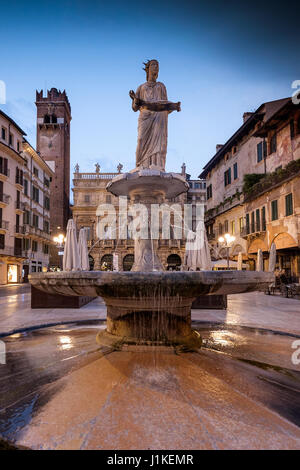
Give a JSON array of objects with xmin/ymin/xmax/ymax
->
[
  {"xmin": 29, "ymin": 271, "xmax": 274, "ymax": 348},
  {"xmin": 106, "ymin": 168, "xmax": 189, "ymax": 199}
]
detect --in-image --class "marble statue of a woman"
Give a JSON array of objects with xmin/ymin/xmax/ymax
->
[{"xmin": 129, "ymin": 60, "xmax": 181, "ymax": 171}]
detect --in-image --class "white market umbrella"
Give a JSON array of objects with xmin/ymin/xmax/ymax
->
[
  {"xmin": 237, "ymin": 251, "xmax": 243, "ymax": 271},
  {"xmin": 256, "ymin": 248, "xmax": 263, "ymax": 272},
  {"xmin": 269, "ymin": 242, "xmax": 276, "ymax": 272},
  {"xmin": 78, "ymin": 227, "xmax": 90, "ymax": 271},
  {"xmin": 63, "ymin": 219, "xmax": 81, "ymax": 271},
  {"xmin": 185, "ymin": 220, "xmax": 212, "ymax": 271}
]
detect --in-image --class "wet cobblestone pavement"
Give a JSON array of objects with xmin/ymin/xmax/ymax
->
[{"xmin": 0, "ymin": 291, "xmax": 299, "ymax": 449}]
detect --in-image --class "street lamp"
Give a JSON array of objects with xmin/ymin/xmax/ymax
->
[
  {"xmin": 218, "ymin": 233, "xmax": 236, "ymax": 269},
  {"xmin": 53, "ymin": 234, "xmax": 66, "ymax": 270},
  {"xmin": 53, "ymin": 234, "xmax": 66, "ymax": 246}
]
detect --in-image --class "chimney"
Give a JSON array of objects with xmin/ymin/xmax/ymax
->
[
  {"xmin": 243, "ymin": 112, "xmax": 253, "ymax": 123},
  {"xmin": 216, "ymin": 144, "xmax": 223, "ymax": 152}
]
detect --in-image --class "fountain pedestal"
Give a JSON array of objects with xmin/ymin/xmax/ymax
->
[{"xmin": 106, "ymin": 168, "xmax": 189, "ymax": 272}]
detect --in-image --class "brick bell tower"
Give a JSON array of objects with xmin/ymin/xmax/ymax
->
[{"xmin": 36, "ymin": 88, "xmax": 72, "ymax": 267}]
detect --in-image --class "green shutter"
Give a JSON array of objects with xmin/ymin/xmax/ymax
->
[
  {"xmin": 271, "ymin": 200, "xmax": 278, "ymax": 220},
  {"xmin": 285, "ymin": 193, "xmax": 293, "ymax": 216}
]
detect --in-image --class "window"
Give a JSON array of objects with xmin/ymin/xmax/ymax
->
[
  {"xmin": 9, "ymin": 133, "xmax": 13, "ymax": 146},
  {"xmin": 32, "ymin": 186, "xmax": 39, "ymax": 203},
  {"xmin": 224, "ymin": 220, "xmax": 228, "ymax": 233},
  {"xmin": 1, "ymin": 127, "xmax": 6, "ymax": 141},
  {"xmin": 239, "ymin": 217, "xmax": 244, "ymax": 232},
  {"xmin": 270, "ymin": 133, "xmax": 277, "ymax": 154},
  {"xmin": 233, "ymin": 162, "xmax": 238, "ymax": 179},
  {"xmin": 257, "ymin": 141, "xmax": 267, "ymax": 163},
  {"xmin": 224, "ymin": 168, "xmax": 231, "ymax": 186},
  {"xmin": 43, "ymin": 244, "xmax": 49, "ymax": 254},
  {"xmin": 0, "ymin": 157, "xmax": 8, "ymax": 176},
  {"xmin": 261, "ymin": 206, "xmax": 266, "ymax": 231},
  {"xmin": 271, "ymin": 200, "xmax": 278, "ymax": 220},
  {"xmin": 218, "ymin": 223, "xmax": 223, "ymax": 235},
  {"xmin": 207, "ymin": 184, "xmax": 212, "ymax": 200},
  {"xmin": 17, "ymin": 141, "xmax": 20, "ymax": 152},
  {"xmin": 285, "ymin": 193, "xmax": 293, "ymax": 216},
  {"xmin": 16, "ymin": 214, "xmax": 20, "ymax": 232},
  {"xmin": 84, "ymin": 194, "xmax": 90, "ymax": 203},
  {"xmin": 23, "ymin": 238, "xmax": 30, "ymax": 251},
  {"xmin": 16, "ymin": 190, "xmax": 20, "ymax": 209},
  {"xmin": 106, "ymin": 195, "xmax": 112, "ymax": 204},
  {"xmin": 33, "ymin": 167, "xmax": 39, "ymax": 178},
  {"xmin": 16, "ymin": 167, "xmax": 23, "ymax": 185},
  {"xmin": 246, "ymin": 213, "xmax": 250, "ymax": 234},
  {"xmin": 32, "ymin": 214, "xmax": 39, "ymax": 228},
  {"xmin": 23, "ymin": 210, "xmax": 30, "ymax": 225},
  {"xmin": 24, "ymin": 179, "xmax": 28, "ymax": 196},
  {"xmin": 256, "ymin": 208, "xmax": 260, "ymax": 231},
  {"xmin": 231, "ymin": 220, "xmax": 235, "ymax": 235},
  {"xmin": 0, "ymin": 234, "xmax": 4, "ymax": 250},
  {"xmin": 44, "ymin": 177, "xmax": 50, "ymax": 187},
  {"xmin": 44, "ymin": 220, "xmax": 50, "ymax": 233},
  {"xmin": 44, "ymin": 196, "xmax": 50, "ymax": 210},
  {"xmin": 32, "ymin": 240, "xmax": 38, "ymax": 252},
  {"xmin": 251, "ymin": 212, "xmax": 255, "ymax": 233}
]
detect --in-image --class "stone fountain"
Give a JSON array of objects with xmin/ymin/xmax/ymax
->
[{"xmin": 29, "ymin": 59, "xmax": 274, "ymax": 350}]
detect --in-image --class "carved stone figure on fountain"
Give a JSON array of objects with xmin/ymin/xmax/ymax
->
[{"xmin": 129, "ymin": 60, "xmax": 181, "ymax": 170}]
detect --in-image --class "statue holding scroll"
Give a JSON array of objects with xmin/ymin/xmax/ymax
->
[{"xmin": 129, "ymin": 60, "xmax": 181, "ymax": 170}]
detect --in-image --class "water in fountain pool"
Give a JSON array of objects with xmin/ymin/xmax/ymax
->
[{"xmin": 0, "ymin": 320, "xmax": 299, "ymax": 449}]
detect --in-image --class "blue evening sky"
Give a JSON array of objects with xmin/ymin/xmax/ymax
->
[{"xmin": 0, "ymin": 0, "xmax": 299, "ymax": 180}]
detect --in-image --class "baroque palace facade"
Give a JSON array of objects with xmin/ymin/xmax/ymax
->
[
  {"xmin": 200, "ymin": 97, "xmax": 300, "ymax": 279},
  {"xmin": 72, "ymin": 164, "xmax": 206, "ymax": 271}
]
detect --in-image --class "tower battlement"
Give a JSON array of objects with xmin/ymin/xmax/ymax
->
[{"xmin": 36, "ymin": 88, "xmax": 71, "ymax": 113}]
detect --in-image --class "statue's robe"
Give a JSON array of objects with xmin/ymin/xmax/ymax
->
[{"xmin": 135, "ymin": 81, "xmax": 168, "ymax": 170}]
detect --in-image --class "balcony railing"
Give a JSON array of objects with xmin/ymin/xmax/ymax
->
[
  {"xmin": 0, "ymin": 220, "xmax": 9, "ymax": 230},
  {"xmin": 240, "ymin": 223, "xmax": 266, "ymax": 238},
  {"xmin": 0, "ymin": 246, "xmax": 27, "ymax": 257},
  {"xmin": 0, "ymin": 193, "xmax": 10, "ymax": 204},
  {"xmin": 23, "ymin": 224, "xmax": 51, "ymax": 240},
  {"xmin": 73, "ymin": 172, "xmax": 119, "ymax": 180},
  {"xmin": 15, "ymin": 225, "xmax": 25, "ymax": 234},
  {"xmin": 15, "ymin": 201, "xmax": 26, "ymax": 211}
]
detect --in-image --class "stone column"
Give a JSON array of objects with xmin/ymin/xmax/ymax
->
[{"xmin": 129, "ymin": 188, "xmax": 165, "ymax": 272}]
